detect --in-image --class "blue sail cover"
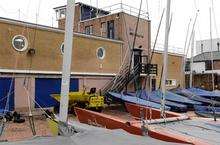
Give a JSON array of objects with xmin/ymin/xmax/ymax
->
[
  {"xmin": 108, "ymin": 92, "xmax": 170, "ymax": 110},
  {"xmin": 127, "ymin": 91, "xmax": 187, "ymax": 112},
  {"xmin": 194, "ymin": 105, "xmax": 220, "ymax": 117},
  {"xmin": 171, "ymin": 88, "xmax": 220, "ymax": 105},
  {"xmin": 150, "ymin": 90, "xmax": 201, "ymax": 106},
  {"xmin": 187, "ymin": 88, "xmax": 220, "ymax": 98}
]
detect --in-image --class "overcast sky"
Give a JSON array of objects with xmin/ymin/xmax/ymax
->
[{"xmin": 0, "ymin": 0, "xmax": 219, "ymax": 55}]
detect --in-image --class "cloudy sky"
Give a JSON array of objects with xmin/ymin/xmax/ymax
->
[{"xmin": 0, "ymin": 0, "xmax": 219, "ymax": 55}]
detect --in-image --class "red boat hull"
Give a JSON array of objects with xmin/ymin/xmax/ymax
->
[
  {"xmin": 75, "ymin": 107, "xmax": 208, "ymax": 144},
  {"xmin": 125, "ymin": 103, "xmax": 188, "ymax": 120}
]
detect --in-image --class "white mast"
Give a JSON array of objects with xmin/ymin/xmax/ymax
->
[
  {"xmin": 181, "ymin": 19, "xmax": 191, "ymax": 88},
  {"xmin": 161, "ymin": 0, "xmax": 171, "ymax": 118},
  {"xmin": 189, "ymin": 31, "xmax": 195, "ymax": 88},
  {"xmin": 59, "ymin": 0, "xmax": 75, "ymax": 122},
  {"xmin": 210, "ymin": 8, "xmax": 215, "ymax": 91}
]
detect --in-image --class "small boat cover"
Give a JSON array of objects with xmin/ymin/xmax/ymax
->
[
  {"xmin": 108, "ymin": 92, "xmax": 170, "ymax": 110},
  {"xmin": 150, "ymin": 90, "xmax": 201, "ymax": 106},
  {"xmin": 187, "ymin": 88, "xmax": 220, "ymax": 100},
  {"xmin": 127, "ymin": 91, "xmax": 187, "ymax": 112},
  {"xmin": 194, "ymin": 105, "xmax": 220, "ymax": 118},
  {"xmin": 171, "ymin": 88, "xmax": 220, "ymax": 105}
]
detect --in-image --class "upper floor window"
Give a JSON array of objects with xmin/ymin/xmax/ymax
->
[
  {"xmin": 217, "ymin": 42, "xmax": 220, "ymax": 51},
  {"xmin": 101, "ymin": 22, "xmax": 107, "ymax": 37},
  {"xmin": 12, "ymin": 35, "xmax": 28, "ymax": 52},
  {"xmin": 85, "ymin": 25, "xmax": 93, "ymax": 35},
  {"xmin": 201, "ymin": 43, "xmax": 204, "ymax": 53},
  {"xmin": 107, "ymin": 20, "xmax": 115, "ymax": 39},
  {"xmin": 55, "ymin": 8, "xmax": 66, "ymax": 20}
]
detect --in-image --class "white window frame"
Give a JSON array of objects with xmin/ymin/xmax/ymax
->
[
  {"xmin": 101, "ymin": 22, "xmax": 107, "ymax": 37},
  {"xmin": 60, "ymin": 42, "xmax": 64, "ymax": 54},
  {"xmin": 12, "ymin": 35, "xmax": 28, "ymax": 52},
  {"xmin": 85, "ymin": 25, "xmax": 93, "ymax": 35},
  {"xmin": 96, "ymin": 47, "xmax": 106, "ymax": 60}
]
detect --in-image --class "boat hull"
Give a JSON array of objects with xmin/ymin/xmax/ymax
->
[{"xmin": 74, "ymin": 107, "xmax": 208, "ymax": 145}]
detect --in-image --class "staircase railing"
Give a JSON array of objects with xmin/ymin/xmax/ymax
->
[{"xmin": 101, "ymin": 63, "xmax": 141, "ymax": 96}]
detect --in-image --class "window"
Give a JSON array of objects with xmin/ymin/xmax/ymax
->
[
  {"xmin": 205, "ymin": 60, "xmax": 212, "ymax": 70},
  {"xmin": 97, "ymin": 47, "xmax": 105, "ymax": 60},
  {"xmin": 217, "ymin": 42, "xmax": 220, "ymax": 51},
  {"xmin": 101, "ymin": 22, "xmax": 107, "ymax": 37},
  {"xmin": 60, "ymin": 42, "xmax": 64, "ymax": 54},
  {"xmin": 165, "ymin": 79, "xmax": 177, "ymax": 87},
  {"xmin": 151, "ymin": 79, "xmax": 156, "ymax": 91},
  {"xmin": 107, "ymin": 20, "xmax": 115, "ymax": 39},
  {"xmin": 185, "ymin": 61, "xmax": 190, "ymax": 71},
  {"xmin": 12, "ymin": 35, "xmax": 28, "ymax": 52},
  {"xmin": 55, "ymin": 8, "xmax": 66, "ymax": 20},
  {"xmin": 201, "ymin": 43, "xmax": 203, "ymax": 53},
  {"xmin": 85, "ymin": 25, "xmax": 93, "ymax": 35}
]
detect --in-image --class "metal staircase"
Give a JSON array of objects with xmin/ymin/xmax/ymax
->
[{"xmin": 101, "ymin": 64, "xmax": 141, "ymax": 96}]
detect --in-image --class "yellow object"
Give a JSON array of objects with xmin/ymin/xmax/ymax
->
[
  {"xmin": 51, "ymin": 91, "xmax": 104, "ymax": 111},
  {"xmin": 47, "ymin": 118, "xmax": 58, "ymax": 136}
]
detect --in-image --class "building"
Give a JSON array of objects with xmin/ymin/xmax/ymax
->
[
  {"xmin": 54, "ymin": 2, "xmax": 151, "ymax": 59},
  {"xmin": 54, "ymin": 2, "xmax": 184, "ymax": 89},
  {"xmin": 185, "ymin": 51, "xmax": 220, "ymax": 90},
  {"xmin": 0, "ymin": 17, "xmax": 122, "ymax": 111},
  {"xmin": 0, "ymin": 2, "xmax": 184, "ymax": 112},
  {"xmin": 196, "ymin": 38, "xmax": 220, "ymax": 55}
]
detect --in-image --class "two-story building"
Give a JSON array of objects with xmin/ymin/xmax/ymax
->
[
  {"xmin": 0, "ymin": 2, "xmax": 184, "ymax": 112},
  {"xmin": 185, "ymin": 51, "xmax": 220, "ymax": 90}
]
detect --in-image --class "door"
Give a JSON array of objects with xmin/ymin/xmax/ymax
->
[
  {"xmin": 35, "ymin": 78, "xmax": 79, "ymax": 108},
  {"xmin": 0, "ymin": 78, "xmax": 14, "ymax": 111}
]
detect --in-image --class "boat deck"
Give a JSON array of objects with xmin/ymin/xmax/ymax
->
[
  {"xmin": 2, "ymin": 121, "xmax": 183, "ymax": 145},
  {"xmin": 150, "ymin": 119, "xmax": 220, "ymax": 145}
]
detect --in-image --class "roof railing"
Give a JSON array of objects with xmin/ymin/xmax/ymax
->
[{"xmin": 101, "ymin": 3, "xmax": 149, "ymax": 20}]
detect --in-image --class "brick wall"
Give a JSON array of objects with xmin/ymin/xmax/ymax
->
[{"xmin": 0, "ymin": 19, "xmax": 122, "ymax": 74}]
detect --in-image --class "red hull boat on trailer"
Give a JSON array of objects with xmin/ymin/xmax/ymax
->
[{"xmin": 75, "ymin": 105, "xmax": 212, "ymax": 145}]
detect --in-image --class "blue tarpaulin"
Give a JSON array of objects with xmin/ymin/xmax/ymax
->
[
  {"xmin": 187, "ymin": 88, "xmax": 220, "ymax": 98},
  {"xmin": 194, "ymin": 105, "xmax": 220, "ymax": 118},
  {"xmin": 108, "ymin": 92, "xmax": 170, "ymax": 110},
  {"xmin": 171, "ymin": 88, "xmax": 220, "ymax": 105},
  {"xmin": 150, "ymin": 90, "xmax": 201, "ymax": 106},
  {"xmin": 127, "ymin": 90, "xmax": 187, "ymax": 112}
]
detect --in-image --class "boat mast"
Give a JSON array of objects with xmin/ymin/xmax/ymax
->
[
  {"xmin": 189, "ymin": 31, "xmax": 195, "ymax": 88},
  {"xmin": 181, "ymin": 19, "xmax": 191, "ymax": 88},
  {"xmin": 161, "ymin": 0, "xmax": 171, "ymax": 118},
  {"xmin": 59, "ymin": 0, "xmax": 75, "ymax": 122},
  {"xmin": 209, "ymin": 7, "xmax": 217, "ymax": 121},
  {"xmin": 209, "ymin": 8, "xmax": 215, "ymax": 91}
]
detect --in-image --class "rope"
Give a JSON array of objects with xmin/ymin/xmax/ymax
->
[
  {"xmin": 149, "ymin": 9, "xmax": 165, "ymax": 63},
  {"xmin": 126, "ymin": 0, "xmax": 143, "ymax": 91}
]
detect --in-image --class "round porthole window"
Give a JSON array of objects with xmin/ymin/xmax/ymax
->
[
  {"xmin": 97, "ymin": 47, "xmax": 105, "ymax": 60},
  {"xmin": 60, "ymin": 42, "xmax": 64, "ymax": 54},
  {"xmin": 12, "ymin": 35, "xmax": 28, "ymax": 52}
]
